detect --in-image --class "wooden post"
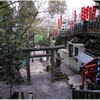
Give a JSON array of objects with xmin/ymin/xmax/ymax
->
[
  {"xmin": 51, "ymin": 49, "xmax": 55, "ymax": 82},
  {"xmin": 72, "ymin": 88, "xmax": 76, "ymax": 99},
  {"xmin": 26, "ymin": 52, "xmax": 31, "ymax": 83},
  {"xmin": 9, "ymin": 90, "xmax": 19, "ymax": 99},
  {"xmin": 21, "ymin": 91, "xmax": 24, "ymax": 99},
  {"xmin": 82, "ymin": 71, "xmax": 84, "ymax": 90}
]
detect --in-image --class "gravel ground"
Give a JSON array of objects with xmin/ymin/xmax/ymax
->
[{"xmin": 0, "ymin": 56, "xmax": 73, "ymax": 99}]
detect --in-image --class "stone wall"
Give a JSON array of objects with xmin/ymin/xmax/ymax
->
[{"xmin": 58, "ymin": 41, "xmax": 85, "ymax": 73}]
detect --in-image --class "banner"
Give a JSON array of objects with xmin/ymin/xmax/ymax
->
[
  {"xmin": 92, "ymin": 6, "xmax": 96, "ymax": 19},
  {"xmin": 84, "ymin": 8, "xmax": 88, "ymax": 21},
  {"xmin": 81, "ymin": 7, "xmax": 85, "ymax": 21},
  {"xmin": 81, "ymin": 7, "xmax": 89, "ymax": 21},
  {"xmin": 89, "ymin": 7, "xmax": 93, "ymax": 20},
  {"xmin": 58, "ymin": 19, "xmax": 61, "ymax": 29},
  {"xmin": 53, "ymin": 30, "xmax": 56, "ymax": 37},
  {"xmin": 81, "ymin": 6, "xmax": 96, "ymax": 21},
  {"xmin": 68, "ymin": 21, "xmax": 74, "ymax": 29},
  {"xmin": 82, "ymin": 6, "xmax": 97, "ymax": 20},
  {"xmin": 70, "ymin": 23, "xmax": 73, "ymax": 29},
  {"xmin": 74, "ymin": 10, "xmax": 77, "ymax": 22},
  {"xmin": 60, "ymin": 15, "xmax": 62, "ymax": 25},
  {"xmin": 86, "ymin": 6, "xmax": 90, "ymax": 20}
]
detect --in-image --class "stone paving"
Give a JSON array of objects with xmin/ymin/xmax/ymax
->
[{"xmin": 0, "ymin": 51, "xmax": 85, "ymax": 99}]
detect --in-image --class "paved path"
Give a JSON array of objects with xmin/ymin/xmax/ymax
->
[
  {"xmin": 18, "ymin": 58, "xmax": 72, "ymax": 99},
  {"xmin": 0, "ymin": 51, "xmax": 86, "ymax": 99}
]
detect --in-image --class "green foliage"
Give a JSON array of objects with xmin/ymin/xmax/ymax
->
[
  {"xmin": 0, "ymin": 1, "xmax": 51, "ymax": 61},
  {"xmin": 0, "ymin": 1, "xmax": 37, "ymax": 61},
  {"xmin": 0, "ymin": 1, "xmax": 51, "ymax": 87},
  {"xmin": 17, "ymin": 1, "xmax": 37, "ymax": 26},
  {"xmin": 16, "ymin": 1, "xmax": 39, "ymax": 48},
  {"xmin": 48, "ymin": 0, "xmax": 67, "ymax": 17}
]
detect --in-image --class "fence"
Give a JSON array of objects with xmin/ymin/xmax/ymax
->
[
  {"xmin": 72, "ymin": 89, "xmax": 100, "ymax": 99},
  {"xmin": 21, "ymin": 91, "xmax": 33, "ymax": 99}
]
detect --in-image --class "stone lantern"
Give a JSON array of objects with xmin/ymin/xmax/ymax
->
[{"xmin": 55, "ymin": 53, "xmax": 65, "ymax": 80}]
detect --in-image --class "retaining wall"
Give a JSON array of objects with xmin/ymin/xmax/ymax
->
[{"xmin": 58, "ymin": 41, "xmax": 85, "ymax": 73}]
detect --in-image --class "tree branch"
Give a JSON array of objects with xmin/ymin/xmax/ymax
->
[
  {"xmin": 0, "ymin": 1, "xmax": 21, "ymax": 9},
  {"xmin": 20, "ymin": 12, "xmax": 38, "ymax": 38}
]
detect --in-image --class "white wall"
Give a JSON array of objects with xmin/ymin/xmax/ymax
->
[{"xmin": 58, "ymin": 41, "xmax": 85, "ymax": 73}]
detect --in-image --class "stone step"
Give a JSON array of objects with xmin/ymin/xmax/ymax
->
[
  {"xmin": 67, "ymin": 74, "xmax": 87, "ymax": 89},
  {"xmin": 55, "ymin": 73, "xmax": 65, "ymax": 77},
  {"xmin": 55, "ymin": 71, "xmax": 63, "ymax": 75},
  {"xmin": 55, "ymin": 75, "xmax": 66, "ymax": 80}
]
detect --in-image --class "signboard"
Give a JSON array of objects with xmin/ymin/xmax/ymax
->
[
  {"xmin": 75, "ymin": 47, "xmax": 79, "ymax": 56},
  {"xmin": 69, "ymin": 44, "xmax": 73, "ymax": 57}
]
